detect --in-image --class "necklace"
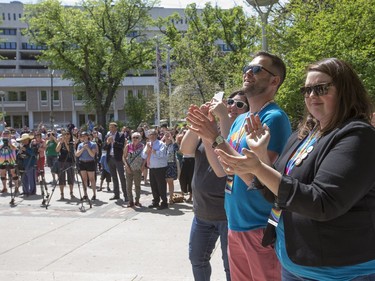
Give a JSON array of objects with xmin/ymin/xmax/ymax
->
[
  {"xmin": 231, "ymin": 100, "xmax": 275, "ymax": 152},
  {"xmin": 250, "ymin": 99, "xmax": 275, "ymax": 115}
]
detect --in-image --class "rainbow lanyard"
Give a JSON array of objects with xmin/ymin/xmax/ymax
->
[
  {"xmin": 232, "ymin": 113, "xmax": 248, "ymax": 153},
  {"xmin": 285, "ymin": 128, "xmax": 319, "ymax": 175},
  {"xmin": 267, "ymin": 128, "xmax": 319, "ymax": 228}
]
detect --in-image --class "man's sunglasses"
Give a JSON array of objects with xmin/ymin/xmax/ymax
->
[
  {"xmin": 243, "ymin": 65, "xmax": 276, "ymax": 77},
  {"xmin": 300, "ymin": 83, "xmax": 333, "ymax": 98},
  {"xmin": 227, "ymin": 98, "xmax": 248, "ymax": 109}
]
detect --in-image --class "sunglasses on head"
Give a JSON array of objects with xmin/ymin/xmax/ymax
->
[
  {"xmin": 227, "ymin": 98, "xmax": 248, "ymax": 109},
  {"xmin": 243, "ymin": 65, "xmax": 276, "ymax": 76},
  {"xmin": 300, "ymin": 82, "xmax": 333, "ymax": 98}
]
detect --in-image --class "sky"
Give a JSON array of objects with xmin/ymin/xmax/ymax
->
[
  {"xmin": 5, "ymin": 0, "xmax": 247, "ymax": 9},
  {"xmin": 156, "ymin": 0, "xmax": 241, "ymax": 9}
]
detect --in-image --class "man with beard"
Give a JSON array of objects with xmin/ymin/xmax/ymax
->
[{"xmin": 186, "ymin": 52, "xmax": 291, "ymax": 280}]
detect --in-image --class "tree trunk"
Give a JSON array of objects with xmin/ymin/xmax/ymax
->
[{"xmin": 97, "ymin": 107, "xmax": 108, "ymax": 134}]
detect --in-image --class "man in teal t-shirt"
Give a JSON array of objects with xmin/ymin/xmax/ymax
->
[{"xmin": 187, "ymin": 51, "xmax": 291, "ymax": 280}]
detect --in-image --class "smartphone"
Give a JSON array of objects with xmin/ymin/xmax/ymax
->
[{"xmin": 212, "ymin": 91, "xmax": 224, "ymax": 102}]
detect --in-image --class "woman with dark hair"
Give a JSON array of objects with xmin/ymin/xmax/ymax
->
[{"xmin": 217, "ymin": 58, "xmax": 375, "ymax": 280}]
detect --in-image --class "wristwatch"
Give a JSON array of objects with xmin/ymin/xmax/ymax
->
[{"xmin": 212, "ymin": 135, "xmax": 225, "ymax": 148}]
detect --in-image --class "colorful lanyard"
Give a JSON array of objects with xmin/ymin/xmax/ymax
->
[
  {"xmin": 285, "ymin": 128, "xmax": 319, "ymax": 175},
  {"xmin": 267, "ymin": 128, "xmax": 319, "ymax": 229}
]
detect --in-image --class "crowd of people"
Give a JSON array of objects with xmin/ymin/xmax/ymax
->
[
  {"xmin": 0, "ymin": 120, "xmax": 192, "ymax": 208},
  {"xmin": 1, "ymin": 51, "xmax": 375, "ymax": 281}
]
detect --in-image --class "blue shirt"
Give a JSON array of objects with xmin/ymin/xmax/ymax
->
[
  {"xmin": 142, "ymin": 140, "xmax": 168, "ymax": 168},
  {"xmin": 276, "ymin": 219, "xmax": 375, "ymax": 280},
  {"xmin": 225, "ymin": 103, "xmax": 291, "ymax": 231},
  {"xmin": 100, "ymin": 154, "xmax": 110, "ymax": 173},
  {"xmin": 77, "ymin": 141, "xmax": 97, "ymax": 161}
]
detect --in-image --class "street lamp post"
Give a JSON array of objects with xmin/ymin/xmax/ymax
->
[
  {"xmin": 245, "ymin": 0, "xmax": 279, "ymax": 51},
  {"xmin": 155, "ymin": 40, "xmax": 161, "ymax": 126},
  {"xmin": 0, "ymin": 91, "xmax": 5, "ymax": 124},
  {"xmin": 167, "ymin": 45, "xmax": 172, "ymax": 128},
  {"xmin": 50, "ymin": 70, "xmax": 55, "ymax": 129}
]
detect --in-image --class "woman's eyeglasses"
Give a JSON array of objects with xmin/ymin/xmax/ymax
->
[
  {"xmin": 227, "ymin": 98, "xmax": 248, "ymax": 109},
  {"xmin": 132, "ymin": 136, "xmax": 140, "ymax": 139},
  {"xmin": 300, "ymin": 82, "xmax": 333, "ymax": 98},
  {"xmin": 243, "ymin": 65, "xmax": 276, "ymax": 77}
]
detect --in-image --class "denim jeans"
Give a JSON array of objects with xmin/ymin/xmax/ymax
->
[
  {"xmin": 282, "ymin": 267, "xmax": 375, "ymax": 281},
  {"xmin": 189, "ymin": 216, "xmax": 230, "ymax": 281},
  {"xmin": 21, "ymin": 167, "xmax": 36, "ymax": 195},
  {"xmin": 107, "ymin": 156, "xmax": 127, "ymax": 199}
]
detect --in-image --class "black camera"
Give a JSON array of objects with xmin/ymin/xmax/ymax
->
[{"xmin": 2, "ymin": 138, "xmax": 9, "ymax": 147}]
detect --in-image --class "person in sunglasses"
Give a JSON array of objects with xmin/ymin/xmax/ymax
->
[
  {"xmin": 181, "ymin": 89, "xmax": 249, "ymax": 281},
  {"xmin": 215, "ymin": 58, "xmax": 375, "ymax": 281},
  {"xmin": 187, "ymin": 51, "xmax": 291, "ymax": 281},
  {"xmin": 123, "ymin": 131, "xmax": 144, "ymax": 207}
]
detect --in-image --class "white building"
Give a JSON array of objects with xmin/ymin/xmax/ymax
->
[{"xmin": 0, "ymin": 1, "xmax": 190, "ymax": 129}]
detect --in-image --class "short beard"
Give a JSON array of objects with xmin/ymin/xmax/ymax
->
[{"xmin": 242, "ymin": 84, "xmax": 267, "ymax": 98}]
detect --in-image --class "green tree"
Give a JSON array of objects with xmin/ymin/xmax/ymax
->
[
  {"xmin": 23, "ymin": 0, "xmax": 158, "ymax": 127},
  {"xmin": 156, "ymin": 3, "xmax": 260, "ymax": 121},
  {"xmin": 269, "ymin": 0, "xmax": 375, "ymax": 127},
  {"xmin": 124, "ymin": 93, "xmax": 148, "ymax": 128}
]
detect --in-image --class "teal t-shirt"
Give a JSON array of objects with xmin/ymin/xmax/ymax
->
[
  {"xmin": 46, "ymin": 140, "xmax": 58, "ymax": 157},
  {"xmin": 225, "ymin": 103, "xmax": 291, "ymax": 231},
  {"xmin": 276, "ymin": 219, "xmax": 375, "ymax": 280}
]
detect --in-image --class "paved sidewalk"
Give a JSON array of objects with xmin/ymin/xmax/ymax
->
[{"xmin": 0, "ymin": 168, "xmax": 226, "ymax": 281}]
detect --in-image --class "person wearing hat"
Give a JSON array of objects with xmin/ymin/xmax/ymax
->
[
  {"xmin": 0, "ymin": 129, "xmax": 19, "ymax": 194},
  {"xmin": 16, "ymin": 133, "xmax": 37, "ymax": 196},
  {"xmin": 32, "ymin": 131, "xmax": 47, "ymax": 182},
  {"xmin": 75, "ymin": 131, "xmax": 98, "ymax": 201}
]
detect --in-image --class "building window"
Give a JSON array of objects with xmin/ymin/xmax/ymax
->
[
  {"xmin": 13, "ymin": 13, "xmax": 16, "ymax": 20},
  {"xmin": 40, "ymin": 90, "xmax": 48, "ymax": 106},
  {"xmin": 53, "ymin": 90, "xmax": 59, "ymax": 101},
  {"xmin": 8, "ymin": 91, "xmax": 18, "ymax": 101},
  {"xmin": 20, "ymin": 91, "xmax": 26, "ymax": 101},
  {"xmin": 52, "ymin": 90, "xmax": 60, "ymax": 106},
  {"xmin": 127, "ymin": 31, "xmax": 138, "ymax": 38},
  {"xmin": 0, "ymin": 28, "xmax": 17, "ymax": 35},
  {"xmin": 41, "ymin": 90, "xmax": 47, "ymax": 101},
  {"xmin": 79, "ymin": 114, "xmax": 85, "ymax": 127},
  {"xmin": 13, "ymin": 116, "xmax": 23, "ymax": 128},
  {"xmin": 0, "ymin": 42, "xmax": 17, "ymax": 49},
  {"xmin": 74, "ymin": 93, "xmax": 84, "ymax": 100},
  {"xmin": 137, "ymin": 90, "xmax": 144, "ymax": 99},
  {"xmin": 3, "ymin": 91, "xmax": 27, "ymax": 102},
  {"xmin": 21, "ymin": 43, "xmax": 47, "ymax": 50},
  {"xmin": 2, "ymin": 13, "xmax": 4, "ymax": 21},
  {"xmin": 219, "ymin": 44, "xmax": 233, "ymax": 52}
]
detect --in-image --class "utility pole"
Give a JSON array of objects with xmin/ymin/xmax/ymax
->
[
  {"xmin": 50, "ymin": 70, "xmax": 55, "ymax": 129},
  {"xmin": 167, "ymin": 46, "xmax": 172, "ymax": 128}
]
